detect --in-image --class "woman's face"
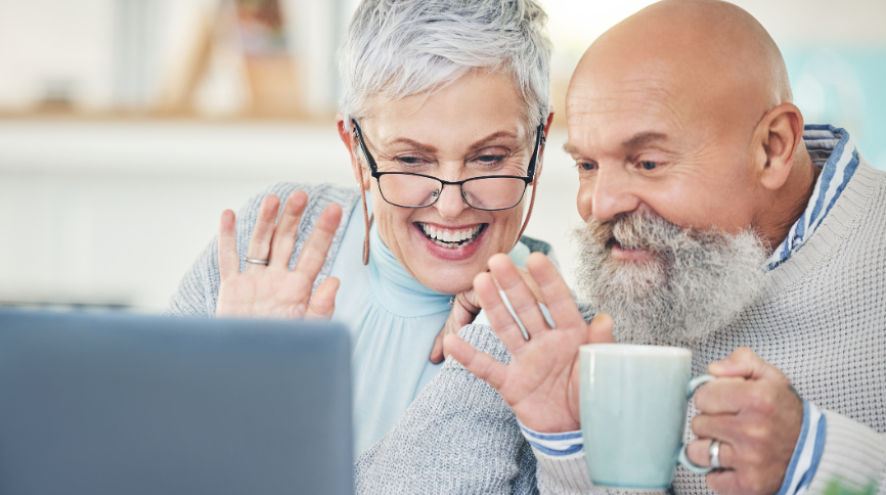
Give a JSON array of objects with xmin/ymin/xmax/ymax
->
[{"xmin": 337, "ymin": 70, "xmax": 550, "ymax": 294}]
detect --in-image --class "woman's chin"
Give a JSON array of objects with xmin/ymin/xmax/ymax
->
[{"xmin": 422, "ymin": 276, "xmax": 475, "ymax": 296}]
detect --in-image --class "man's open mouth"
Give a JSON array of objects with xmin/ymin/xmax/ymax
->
[
  {"xmin": 608, "ymin": 238, "xmax": 646, "ymax": 252},
  {"xmin": 607, "ymin": 238, "xmax": 628, "ymax": 250},
  {"xmin": 417, "ymin": 222, "xmax": 487, "ymax": 249}
]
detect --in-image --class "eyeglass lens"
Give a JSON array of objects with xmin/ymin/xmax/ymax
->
[{"xmin": 377, "ymin": 174, "xmax": 527, "ymax": 210}]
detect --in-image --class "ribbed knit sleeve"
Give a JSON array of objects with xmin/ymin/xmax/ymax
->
[
  {"xmin": 807, "ymin": 411, "xmax": 886, "ymax": 495},
  {"xmin": 354, "ymin": 324, "xmax": 538, "ymax": 495},
  {"xmin": 534, "ymin": 449, "xmax": 592, "ymax": 495},
  {"xmin": 165, "ymin": 183, "xmax": 359, "ymax": 317}
]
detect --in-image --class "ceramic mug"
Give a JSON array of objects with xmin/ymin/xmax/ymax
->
[{"xmin": 579, "ymin": 344, "xmax": 714, "ymax": 490}]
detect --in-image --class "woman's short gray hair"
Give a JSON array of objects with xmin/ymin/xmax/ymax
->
[{"xmin": 339, "ymin": 0, "xmax": 552, "ymax": 131}]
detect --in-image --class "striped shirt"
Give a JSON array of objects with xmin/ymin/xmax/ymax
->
[
  {"xmin": 522, "ymin": 125, "xmax": 859, "ymax": 494},
  {"xmin": 766, "ymin": 125, "xmax": 862, "ymax": 270}
]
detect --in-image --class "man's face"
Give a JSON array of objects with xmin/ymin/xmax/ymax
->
[{"xmin": 564, "ymin": 57, "xmax": 770, "ymax": 343}]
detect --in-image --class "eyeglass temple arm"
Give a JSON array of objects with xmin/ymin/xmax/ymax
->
[
  {"xmin": 351, "ymin": 119, "xmax": 380, "ymax": 175},
  {"xmin": 526, "ymin": 123, "xmax": 546, "ymax": 180}
]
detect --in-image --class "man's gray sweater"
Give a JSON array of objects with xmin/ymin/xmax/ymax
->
[{"xmin": 355, "ymin": 158, "xmax": 886, "ymax": 495}]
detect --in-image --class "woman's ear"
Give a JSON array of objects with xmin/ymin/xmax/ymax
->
[
  {"xmin": 336, "ymin": 114, "xmax": 371, "ymax": 191},
  {"xmin": 754, "ymin": 103, "xmax": 804, "ymax": 191},
  {"xmin": 543, "ymin": 109, "xmax": 555, "ymax": 139},
  {"xmin": 533, "ymin": 110, "xmax": 555, "ymax": 185}
]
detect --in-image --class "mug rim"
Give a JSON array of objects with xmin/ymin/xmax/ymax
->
[{"xmin": 579, "ymin": 343, "xmax": 691, "ymax": 357}]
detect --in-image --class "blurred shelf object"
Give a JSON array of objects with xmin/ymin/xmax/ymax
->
[
  {"xmin": 0, "ymin": 0, "xmax": 344, "ymax": 120},
  {"xmin": 158, "ymin": 0, "xmax": 337, "ymax": 119}
]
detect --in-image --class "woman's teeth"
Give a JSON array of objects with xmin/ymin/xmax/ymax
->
[{"xmin": 418, "ymin": 223, "xmax": 485, "ymax": 249}]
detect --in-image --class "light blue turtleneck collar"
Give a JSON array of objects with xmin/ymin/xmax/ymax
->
[{"xmin": 366, "ymin": 220, "xmax": 453, "ymax": 317}]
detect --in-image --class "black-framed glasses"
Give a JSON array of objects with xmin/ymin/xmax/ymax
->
[{"xmin": 351, "ymin": 119, "xmax": 545, "ymax": 211}]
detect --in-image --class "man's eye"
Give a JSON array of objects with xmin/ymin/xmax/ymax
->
[
  {"xmin": 640, "ymin": 161, "xmax": 657, "ymax": 170},
  {"xmin": 578, "ymin": 162, "xmax": 596, "ymax": 171}
]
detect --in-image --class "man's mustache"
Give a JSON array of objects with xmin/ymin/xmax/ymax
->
[{"xmin": 582, "ymin": 211, "xmax": 688, "ymax": 255}]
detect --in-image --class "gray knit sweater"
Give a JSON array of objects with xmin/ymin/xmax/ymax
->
[{"xmin": 354, "ymin": 158, "xmax": 886, "ymax": 495}]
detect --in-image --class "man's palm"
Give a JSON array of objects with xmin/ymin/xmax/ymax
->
[{"xmin": 447, "ymin": 253, "xmax": 614, "ymax": 433}]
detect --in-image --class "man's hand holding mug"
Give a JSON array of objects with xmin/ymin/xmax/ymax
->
[
  {"xmin": 687, "ymin": 349, "xmax": 804, "ymax": 495},
  {"xmin": 447, "ymin": 252, "xmax": 805, "ymax": 495}
]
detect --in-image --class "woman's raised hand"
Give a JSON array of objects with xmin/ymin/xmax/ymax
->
[{"xmin": 216, "ymin": 191, "xmax": 343, "ymax": 319}]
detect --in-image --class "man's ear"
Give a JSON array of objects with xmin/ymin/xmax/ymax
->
[
  {"xmin": 336, "ymin": 113, "xmax": 371, "ymax": 191},
  {"xmin": 755, "ymin": 103, "xmax": 804, "ymax": 191}
]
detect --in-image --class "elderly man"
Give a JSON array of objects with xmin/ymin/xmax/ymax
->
[{"xmin": 354, "ymin": 1, "xmax": 885, "ymax": 494}]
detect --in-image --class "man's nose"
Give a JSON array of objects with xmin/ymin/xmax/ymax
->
[
  {"xmin": 587, "ymin": 166, "xmax": 641, "ymax": 223},
  {"xmin": 433, "ymin": 182, "xmax": 470, "ymax": 219}
]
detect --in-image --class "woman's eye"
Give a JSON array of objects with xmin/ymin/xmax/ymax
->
[
  {"xmin": 476, "ymin": 154, "xmax": 505, "ymax": 164},
  {"xmin": 578, "ymin": 162, "xmax": 596, "ymax": 171},
  {"xmin": 397, "ymin": 156, "xmax": 424, "ymax": 166},
  {"xmin": 640, "ymin": 161, "xmax": 657, "ymax": 170}
]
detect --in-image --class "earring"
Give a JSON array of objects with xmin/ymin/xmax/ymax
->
[
  {"xmin": 355, "ymin": 158, "xmax": 372, "ymax": 265},
  {"xmin": 515, "ymin": 178, "xmax": 538, "ymax": 245}
]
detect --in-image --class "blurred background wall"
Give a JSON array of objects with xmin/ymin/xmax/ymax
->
[{"xmin": 1, "ymin": 0, "xmax": 884, "ymax": 312}]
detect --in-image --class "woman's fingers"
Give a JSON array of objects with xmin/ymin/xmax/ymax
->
[
  {"xmin": 474, "ymin": 271, "xmax": 529, "ymax": 354},
  {"xmin": 292, "ymin": 203, "xmax": 343, "ymax": 282},
  {"xmin": 430, "ymin": 293, "xmax": 481, "ymax": 363},
  {"xmin": 218, "ymin": 209, "xmax": 239, "ymax": 281},
  {"xmin": 429, "ymin": 334, "xmax": 446, "ymax": 364},
  {"xmin": 245, "ymin": 195, "xmax": 281, "ymax": 271},
  {"xmin": 445, "ymin": 334, "xmax": 509, "ymax": 391},
  {"xmin": 306, "ymin": 276, "xmax": 340, "ymax": 318},
  {"xmin": 487, "ymin": 254, "xmax": 550, "ymax": 339},
  {"xmin": 269, "ymin": 191, "xmax": 308, "ymax": 269},
  {"xmin": 525, "ymin": 252, "xmax": 587, "ymax": 330}
]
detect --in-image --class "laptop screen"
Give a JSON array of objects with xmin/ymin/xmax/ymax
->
[{"xmin": 0, "ymin": 310, "xmax": 353, "ymax": 495}]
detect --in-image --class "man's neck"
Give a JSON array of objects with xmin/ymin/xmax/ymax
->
[{"xmin": 759, "ymin": 150, "xmax": 820, "ymax": 252}]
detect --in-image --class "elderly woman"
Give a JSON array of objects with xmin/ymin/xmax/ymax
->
[{"xmin": 167, "ymin": 0, "xmax": 553, "ymax": 457}]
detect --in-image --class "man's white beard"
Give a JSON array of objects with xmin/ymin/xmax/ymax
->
[{"xmin": 573, "ymin": 211, "xmax": 769, "ymax": 345}]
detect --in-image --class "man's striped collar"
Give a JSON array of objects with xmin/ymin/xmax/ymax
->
[{"xmin": 765, "ymin": 125, "xmax": 861, "ymax": 271}]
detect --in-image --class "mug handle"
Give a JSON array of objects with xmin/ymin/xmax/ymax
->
[{"xmin": 677, "ymin": 374, "xmax": 716, "ymax": 475}]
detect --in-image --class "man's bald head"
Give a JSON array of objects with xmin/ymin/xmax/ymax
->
[{"xmin": 570, "ymin": 0, "xmax": 792, "ymax": 143}]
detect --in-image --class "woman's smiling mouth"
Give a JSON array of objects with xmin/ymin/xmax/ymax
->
[{"xmin": 416, "ymin": 222, "xmax": 487, "ymax": 249}]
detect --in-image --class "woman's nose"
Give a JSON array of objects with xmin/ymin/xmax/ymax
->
[{"xmin": 433, "ymin": 183, "xmax": 470, "ymax": 219}]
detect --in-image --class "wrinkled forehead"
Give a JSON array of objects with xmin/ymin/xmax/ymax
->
[
  {"xmin": 360, "ymin": 69, "xmax": 534, "ymax": 134},
  {"xmin": 566, "ymin": 47, "xmax": 761, "ymax": 155},
  {"xmin": 565, "ymin": 70, "xmax": 704, "ymax": 155}
]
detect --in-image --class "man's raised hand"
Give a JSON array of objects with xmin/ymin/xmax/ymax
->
[
  {"xmin": 216, "ymin": 191, "xmax": 343, "ymax": 319},
  {"xmin": 446, "ymin": 252, "xmax": 615, "ymax": 433}
]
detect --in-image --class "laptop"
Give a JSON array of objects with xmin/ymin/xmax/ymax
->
[{"xmin": 0, "ymin": 310, "xmax": 353, "ymax": 495}]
